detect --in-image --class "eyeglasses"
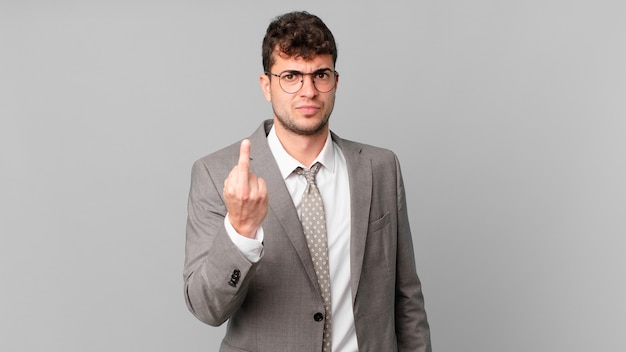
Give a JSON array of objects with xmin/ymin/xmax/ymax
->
[{"xmin": 265, "ymin": 68, "xmax": 339, "ymax": 94}]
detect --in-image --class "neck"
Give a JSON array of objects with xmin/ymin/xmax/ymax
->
[{"xmin": 274, "ymin": 122, "xmax": 328, "ymax": 168}]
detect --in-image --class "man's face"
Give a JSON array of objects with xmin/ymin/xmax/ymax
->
[{"xmin": 260, "ymin": 52, "xmax": 338, "ymax": 136}]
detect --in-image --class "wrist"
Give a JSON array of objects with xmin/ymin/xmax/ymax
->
[{"xmin": 226, "ymin": 214, "xmax": 259, "ymax": 239}]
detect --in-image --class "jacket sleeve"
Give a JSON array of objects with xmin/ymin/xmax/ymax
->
[
  {"xmin": 393, "ymin": 154, "xmax": 432, "ymax": 352},
  {"xmin": 183, "ymin": 157, "xmax": 258, "ymax": 326}
]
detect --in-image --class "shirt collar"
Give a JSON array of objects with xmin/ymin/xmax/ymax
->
[{"xmin": 267, "ymin": 124, "xmax": 336, "ymax": 180}]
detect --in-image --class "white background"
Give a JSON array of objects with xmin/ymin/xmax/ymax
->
[{"xmin": 1, "ymin": 1, "xmax": 625, "ymax": 351}]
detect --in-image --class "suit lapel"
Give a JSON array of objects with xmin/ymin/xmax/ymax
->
[
  {"xmin": 332, "ymin": 133, "xmax": 372, "ymax": 304},
  {"xmin": 248, "ymin": 121, "xmax": 322, "ymax": 294}
]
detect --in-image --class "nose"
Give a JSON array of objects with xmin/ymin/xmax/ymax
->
[{"xmin": 299, "ymin": 74, "xmax": 317, "ymax": 97}]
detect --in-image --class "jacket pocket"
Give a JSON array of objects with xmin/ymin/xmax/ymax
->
[
  {"xmin": 364, "ymin": 211, "xmax": 393, "ymax": 276},
  {"xmin": 367, "ymin": 211, "xmax": 390, "ymax": 233}
]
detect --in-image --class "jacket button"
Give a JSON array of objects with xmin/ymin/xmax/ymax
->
[
  {"xmin": 313, "ymin": 312, "xmax": 324, "ymax": 322},
  {"xmin": 229, "ymin": 269, "xmax": 241, "ymax": 287}
]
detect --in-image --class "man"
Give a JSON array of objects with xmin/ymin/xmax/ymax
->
[{"xmin": 184, "ymin": 11, "xmax": 431, "ymax": 352}]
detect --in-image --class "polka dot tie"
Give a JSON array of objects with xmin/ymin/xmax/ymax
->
[{"xmin": 295, "ymin": 162, "xmax": 332, "ymax": 352}]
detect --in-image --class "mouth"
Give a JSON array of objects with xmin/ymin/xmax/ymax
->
[{"xmin": 296, "ymin": 105, "xmax": 321, "ymax": 115}]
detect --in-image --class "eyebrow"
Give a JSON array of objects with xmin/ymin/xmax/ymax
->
[{"xmin": 282, "ymin": 67, "xmax": 334, "ymax": 74}]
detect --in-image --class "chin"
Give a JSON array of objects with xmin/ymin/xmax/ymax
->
[{"xmin": 279, "ymin": 116, "xmax": 329, "ymax": 136}]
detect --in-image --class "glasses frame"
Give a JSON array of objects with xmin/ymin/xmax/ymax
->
[{"xmin": 265, "ymin": 68, "xmax": 339, "ymax": 94}]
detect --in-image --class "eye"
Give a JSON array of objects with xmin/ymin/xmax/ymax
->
[
  {"xmin": 314, "ymin": 70, "xmax": 331, "ymax": 80},
  {"xmin": 281, "ymin": 72, "xmax": 301, "ymax": 82}
]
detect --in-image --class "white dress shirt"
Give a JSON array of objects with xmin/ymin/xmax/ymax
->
[{"xmin": 225, "ymin": 126, "xmax": 358, "ymax": 351}]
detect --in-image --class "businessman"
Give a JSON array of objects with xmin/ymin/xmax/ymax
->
[{"xmin": 184, "ymin": 11, "xmax": 431, "ymax": 351}]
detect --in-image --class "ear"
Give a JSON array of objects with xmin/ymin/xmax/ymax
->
[{"xmin": 259, "ymin": 74, "xmax": 272, "ymax": 102}]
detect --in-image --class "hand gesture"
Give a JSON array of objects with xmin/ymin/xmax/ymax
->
[{"xmin": 223, "ymin": 139, "xmax": 268, "ymax": 238}]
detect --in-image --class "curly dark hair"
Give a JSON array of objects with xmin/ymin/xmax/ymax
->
[{"xmin": 262, "ymin": 11, "xmax": 338, "ymax": 72}]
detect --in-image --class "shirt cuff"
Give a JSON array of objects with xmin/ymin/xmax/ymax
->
[{"xmin": 224, "ymin": 214, "xmax": 264, "ymax": 263}]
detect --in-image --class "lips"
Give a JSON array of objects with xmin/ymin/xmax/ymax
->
[{"xmin": 296, "ymin": 105, "xmax": 321, "ymax": 115}]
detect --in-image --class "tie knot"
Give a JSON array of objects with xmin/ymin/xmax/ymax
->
[{"xmin": 295, "ymin": 162, "xmax": 322, "ymax": 185}]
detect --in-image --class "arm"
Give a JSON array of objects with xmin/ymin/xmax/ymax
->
[
  {"xmin": 183, "ymin": 140, "xmax": 268, "ymax": 326},
  {"xmin": 394, "ymin": 155, "xmax": 432, "ymax": 352},
  {"xmin": 183, "ymin": 157, "xmax": 254, "ymax": 326}
]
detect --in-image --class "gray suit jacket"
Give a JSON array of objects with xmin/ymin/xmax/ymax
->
[{"xmin": 184, "ymin": 120, "xmax": 431, "ymax": 352}]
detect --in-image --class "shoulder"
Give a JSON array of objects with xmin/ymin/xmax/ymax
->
[
  {"xmin": 192, "ymin": 120, "xmax": 270, "ymax": 172},
  {"xmin": 332, "ymin": 132, "xmax": 400, "ymax": 166},
  {"xmin": 194, "ymin": 140, "xmax": 241, "ymax": 168},
  {"xmin": 191, "ymin": 139, "xmax": 241, "ymax": 179},
  {"xmin": 188, "ymin": 141, "xmax": 241, "ymax": 189}
]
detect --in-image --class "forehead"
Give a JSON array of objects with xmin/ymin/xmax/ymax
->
[{"xmin": 271, "ymin": 51, "xmax": 334, "ymax": 71}]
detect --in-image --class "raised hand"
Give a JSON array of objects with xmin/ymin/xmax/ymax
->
[{"xmin": 223, "ymin": 139, "xmax": 268, "ymax": 238}]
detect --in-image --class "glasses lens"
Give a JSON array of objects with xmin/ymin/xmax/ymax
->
[
  {"xmin": 312, "ymin": 70, "xmax": 335, "ymax": 93},
  {"xmin": 279, "ymin": 72, "xmax": 303, "ymax": 94}
]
